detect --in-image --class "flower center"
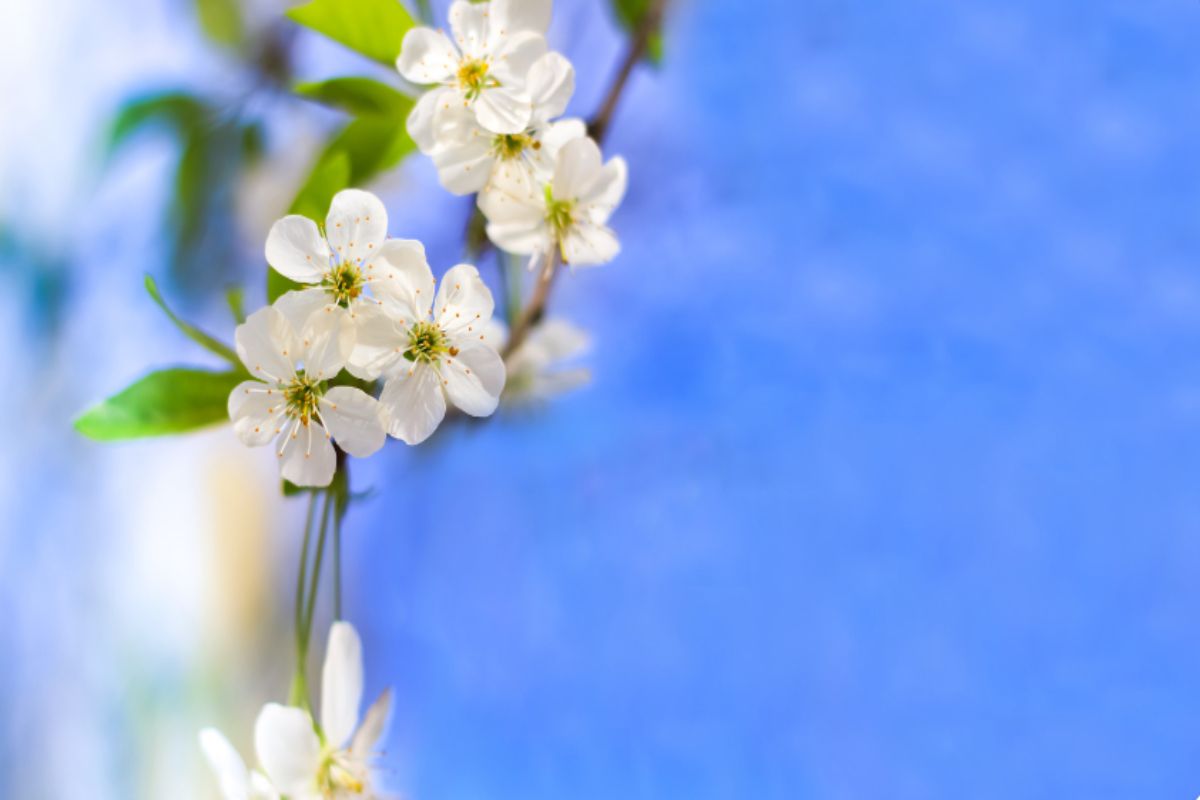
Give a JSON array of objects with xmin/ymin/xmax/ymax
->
[
  {"xmin": 283, "ymin": 374, "xmax": 322, "ymax": 424},
  {"xmin": 317, "ymin": 748, "xmax": 364, "ymax": 796},
  {"xmin": 492, "ymin": 132, "xmax": 540, "ymax": 160},
  {"xmin": 544, "ymin": 184, "xmax": 575, "ymax": 236},
  {"xmin": 323, "ymin": 260, "xmax": 365, "ymax": 308},
  {"xmin": 457, "ymin": 58, "xmax": 497, "ymax": 100},
  {"xmin": 404, "ymin": 321, "xmax": 450, "ymax": 364}
]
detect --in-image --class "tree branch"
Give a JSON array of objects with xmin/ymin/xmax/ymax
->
[{"xmin": 588, "ymin": 0, "xmax": 669, "ymax": 144}]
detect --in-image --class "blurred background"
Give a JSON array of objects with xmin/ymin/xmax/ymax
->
[{"xmin": 3, "ymin": 0, "xmax": 1200, "ymax": 797}]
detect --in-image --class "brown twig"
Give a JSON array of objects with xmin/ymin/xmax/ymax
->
[
  {"xmin": 502, "ymin": 251, "xmax": 561, "ymax": 358},
  {"xmin": 588, "ymin": 0, "xmax": 669, "ymax": 145}
]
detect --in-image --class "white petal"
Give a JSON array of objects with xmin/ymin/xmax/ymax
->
[
  {"xmin": 236, "ymin": 306, "xmax": 297, "ymax": 383},
  {"xmin": 442, "ymin": 340, "xmax": 505, "ymax": 417},
  {"xmin": 492, "ymin": 0, "xmax": 552, "ymax": 34},
  {"xmin": 369, "ymin": 238, "xmax": 436, "ymax": 322},
  {"xmin": 325, "ymin": 189, "xmax": 387, "ymax": 264},
  {"xmin": 561, "ymin": 222, "xmax": 620, "ymax": 267},
  {"xmin": 351, "ymin": 689, "xmax": 393, "ymax": 759},
  {"xmin": 346, "ymin": 302, "xmax": 406, "ymax": 380},
  {"xmin": 396, "ymin": 27, "xmax": 458, "ymax": 84},
  {"xmin": 249, "ymin": 771, "xmax": 279, "ymax": 800},
  {"xmin": 265, "ymin": 215, "xmax": 328, "ymax": 284},
  {"xmin": 433, "ymin": 134, "xmax": 496, "ymax": 195},
  {"xmin": 580, "ymin": 155, "xmax": 628, "ymax": 221},
  {"xmin": 488, "ymin": 30, "xmax": 547, "ymax": 85},
  {"xmin": 552, "ymin": 136, "xmax": 603, "ymax": 201},
  {"xmin": 229, "ymin": 380, "xmax": 287, "ymax": 447},
  {"xmin": 298, "ymin": 306, "xmax": 353, "ymax": 381},
  {"xmin": 199, "ymin": 728, "xmax": 249, "ymax": 800},
  {"xmin": 527, "ymin": 51, "xmax": 574, "ymax": 120},
  {"xmin": 449, "ymin": 0, "xmax": 489, "ymax": 58},
  {"xmin": 474, "ymin": 84, "xmax": 533, "ymax": 135},
  {"xmin": 274, "ymin": 288, "xmax": 335, "ymax": 334},
  {"xmin": 278, "ymin": 421, "xmax": 337, "ymax": 487},
  {"xmin": 320, "ymin": 387, "xmax": 386, "ymax": 458},
  {"xmin": 379, "ymin": 364, "xmax": 447, "ymax": 445},
  {"xmin": 407, "ymin": 86, "xmax": 454, "ymax": 153},
  {"xmin": 434, "ymin": 264, "xmax": 494, "ymax": 336},
  {"xmin": 528, "ymin": 318, "xmax": 591, "ymax": 362},
  {"xmin": 321, "ymin": 621, "xmax": 364, "ymax": 749},
  {"xmin": 253, "ymin": 704, "xmax": 321, "ymax": 796},
  {"xmin": 540, "ymin": 118, "xmax": 587, "ymax": 155}
]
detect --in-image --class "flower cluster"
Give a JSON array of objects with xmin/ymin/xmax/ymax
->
[
  {"xmin": 201, "ymin": 622, "xmax": 391, "ymax": 799},
  {"xmin": 232, "ymin": 188, "xmax": 506, "ymax": 486},
  {"xmin": 398, "ymin": 0, "xmax": 627, "ymax": 272}
]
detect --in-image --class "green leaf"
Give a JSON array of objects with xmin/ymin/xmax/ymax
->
[
  {"xmin": 226, "ymin": 285, "xmax": 247, "ymax": 323},
  {"xmin": 294, "ymin": 76, "xmax": 412, "ymax": 117},
  {"xmin": 195, "ymin": 0, "xmax": 244, "ymax": 47},
  {"xmin": 74, "ymin": 368, "xmax": 245, "ymax": 441},
  {"xmin": 105, "ymin": 92, "xmax": 206, "ymax": 160},
  {"xmin": 286, "ymin": 0, "xmax": 416, "ymax": 65},
  {"xmin": 144, "ymin": 274, "xmax": 241, "ymax": 365},
  {"xmin": 610, "ymin": 0, "xmax": 664, "ymax": 65}
]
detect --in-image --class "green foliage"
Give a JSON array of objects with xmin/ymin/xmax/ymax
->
[
  {"xmin": 105, "ymin": 92, "xmax": 207, "ymax": 160},
  {"xmin": 194, "ymin": 0, "xmax": 245, "ymax": 48},
  {"xmin": 610, "ymin": 0, "xmax": 664, "ymax": 64},
  {"xmin": 286, "ymin": 0, "xmax": 416, "ymax": 65},
  {"xmin": 226, "ymin": 285, "xmax": 247, "ymax": 323},
  {"xmin": 294, "ymin": 77, "xmax": 413, "ymax": 117},
  {"xmin": 74, "ymin": 368, "xmax": 246, "ymax": 441},
  {"xmin": 144, "ymin": 274, "xmax": 241, "ymax": 365}
]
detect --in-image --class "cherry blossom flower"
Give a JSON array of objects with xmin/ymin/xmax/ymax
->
[
  {"xmin": 254, "ymin": 623, "xmax": 392, "ymax": 799},
  {"xmin": 431, "ymin": 51, "xmax": 583, "ymax": 195},
  {"xmin": 229, "ymin": 305, "xmax": 385, "ymax": 487},
  {"xmin": 349, "ymin": 261, "xmax": 505, "ymax": 445},
  {"xmin": 397, "ymin": 0, "xmax": 552, "ymax": 141},
  {"xmin": 480, "ymin": 136, "xmax": 626, "ymax": 269},
  {"xmin": 198, "ymin": 729, "xmax": 279, "ymax": 800},
  {"xmin": 487, "ymin": 317, "xmax": 591, "ymax": 403}
]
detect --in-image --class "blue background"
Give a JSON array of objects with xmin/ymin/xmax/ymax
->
[{"xmin": 4, "ymin": 0, "xmax": 1200, "ymax": 797}]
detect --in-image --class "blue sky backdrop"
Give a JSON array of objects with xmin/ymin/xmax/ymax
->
[{"xmin": 3, "ymin": 0, "xmax": 1200, "ymax": 797}]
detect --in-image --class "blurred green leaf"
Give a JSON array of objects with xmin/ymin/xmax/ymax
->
[
  {"xmin": 226, "ymin": 285, "xmax": 247, "ymax": 323},
  {"xmin": 105, "ymin": 92, "xmax": 206, "ymax": 159},
  {"xmin": 610, "ymin": 0, "xmax": 664, "ymax": 64},
  {"xmin": 294, "ymin": 76, "xmax": 413, "ymax": 117},
  {"xmin": 286, "ymin": 0, "xmax": 416, "ymax": 65},
  {"xmin": 195, "ymin": 0, "xmax": 245, "ymax": 47},
  {"xmin": 74, "ymin": 368, "xmax": 245, "ymax": 441},
  {"xmin": 144, "ymin": 274, "xmax": 240, "ymax": 365}
]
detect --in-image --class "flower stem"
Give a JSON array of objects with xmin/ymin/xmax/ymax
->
[
  {"xmin": 290, "ymin": 490, "xmax": 319, "ymax": 708},
  {"xmin": 502, "ymin": 250, "xmax": 560, "ymax": 359},
  {"xmin": 588, "ymin": 0, "xmax": 670, "ymax": 144},
  {"xmin": 303, "ymin": 490, "xmax": 333, "ymax": 650}
]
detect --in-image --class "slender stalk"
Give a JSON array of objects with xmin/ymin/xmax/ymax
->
[
  {"xmin": 502, "ymin": 251, "xmax": 560, "ymax": 358},
  {"xmin": 302, "ymin": 491, "xmax": 333, "ymax": 654},
  {"xmin": 333, "ymin": 501, "xmax": 343, "ymax": 621},
  {"xmin": 289, "ymin": 491, "xmax": 319, "ymax": 708},
  {"xmin": 414, "ymin": 0, "xmax": 434, "ymax": 26},
  {"xmin": 588, "ymin": 0, "xmax": 670, "ymax": 145}
]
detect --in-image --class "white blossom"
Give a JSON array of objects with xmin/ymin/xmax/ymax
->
[
  {"xmin": 198, "ymin": 729, "xmax": 279, "ymax": 800},
  {"xmin": 397, "ymin": 0, "xmax": 552, "ymax": 141},
  {"xmin": 480, "ymin": 136, "xmax": 626, "ymax": 269},
  {"xmin": 431, "ymin": 51, "xmax": 583, "ymax": 195},
  {"xmin": 229, "ymin": 305, "xmax": 386, "ymax": 487},
  {"xmin": 350, "ymin": 260, "xmax": 505, "ymax": 445},
  {"xmin": 200, "ymin": 623, "xmax": 391, "ymax": 800},
  {"xmin": 265, "ymin": 189, "xmax": 428, "ymax": 378},
  {"xmin": 254, "ymin": 623, "xmax": 392, "ymax": 799},
  {"xmin": 485, "ymin": 318, "xmax": 591, "ymax": 403}
]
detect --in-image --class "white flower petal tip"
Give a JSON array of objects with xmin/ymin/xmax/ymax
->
[{"xmin": 321, "ymin": 621, "xmax": 365, "ymax": 749}]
